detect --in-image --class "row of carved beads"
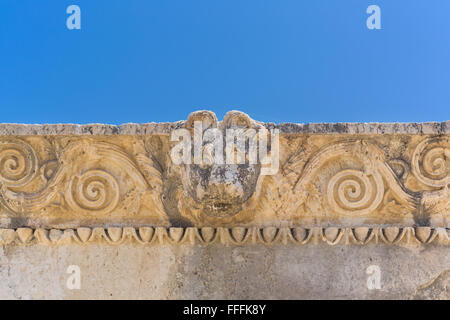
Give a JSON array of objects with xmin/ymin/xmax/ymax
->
[{"xmin": 1, "ymin": 226, "xmax": 449, "ymax": 246}]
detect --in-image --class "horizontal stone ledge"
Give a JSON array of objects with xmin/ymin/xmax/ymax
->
[
  {"xmin": 0, "ymin": 120, "xmax": 449, "ymax": 136},
  {"xmin": 1, "ymin": 227, "xmax": 449, "ymax": 246},
  {"xmin": 0, "ymin": 110, "xmax": 448, "ymax": 230}
]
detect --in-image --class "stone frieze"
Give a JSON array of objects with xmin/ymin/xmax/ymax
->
[
  {"xmin": 1, "ymin": 226, "xmax": 449, "ymax": 246},
  {"xmin": 0, "ymin": 111, "xmax": 449, "ymax": 243}
]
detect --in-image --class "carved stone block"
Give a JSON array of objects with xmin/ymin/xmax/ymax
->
[
  {"xmin": 1, "ymin": 111, "xmax": 449, "ymax": 300},
  {"xmin": 0, "ymin": 111, "xmax": 448, "ymax": 235}
]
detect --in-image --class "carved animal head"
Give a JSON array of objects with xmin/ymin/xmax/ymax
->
[
  {"xmin": 182, "ymin": 162, "xmax": 260, "ymax": 218},
  {"xmin": 184, "ymin": 111, "xmax": 262, "ymax": 219},
  {"xmin": 168, "ymin": 110, "xmax": 265, "ymax": 222}
]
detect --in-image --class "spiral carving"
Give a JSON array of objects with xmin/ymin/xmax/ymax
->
[
  {"xmin": 327, "ymin": 169, "xmax": 384, "ymax": 215},
  {"xmin": 412, "ymin": 137, "xmax": 449, "ymax": 187},
  {"xmin": 66, "ymin": 170, "xmax": 120, "ymax": 215},
  {"xmin": 0, "ymin": 139, "xmax": 38, "ymax": 187}
]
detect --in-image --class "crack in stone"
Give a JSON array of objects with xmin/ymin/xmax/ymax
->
[{"xmin": 412, "ymin": 269, "xmax": 450, "ymax": 300}]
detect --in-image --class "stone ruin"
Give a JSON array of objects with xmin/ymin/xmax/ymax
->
[{"xmin": 0, "ymin": 111, "xmax": 448, "ymax": 299}]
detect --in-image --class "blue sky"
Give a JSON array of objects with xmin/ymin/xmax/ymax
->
[{"xmin": 0, "ymin": 0, "xmax": 448, "ymax": 124}]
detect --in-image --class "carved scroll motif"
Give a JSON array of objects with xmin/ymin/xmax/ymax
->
[
  {"xmin": 66, "ymin": 169, "xmax": 120, "ymax": 215},
  {"xmin": 326, "ymin": 169, "xmax": 384, "ymax": 216},
  {"xmin": 0, "ymin": 112, "xmax": 448, "ymax": 230},
  {"xmin": 412, "ymin": 136, "xmax": 449, "ymax": 188},
  {"xmin": 281, "ymin": 140, "xmax": 416, "ymax": 220},
  {"xmin": 411, "ymin": 136, "xmax": 450, "ymax": 216},
  {"xmin": 0, "ymin": 139, "xmax": 38, "ymax": 187},
  {"xmin": 0, "ymin": 138, "xmax": 166, "ymax": 222}
]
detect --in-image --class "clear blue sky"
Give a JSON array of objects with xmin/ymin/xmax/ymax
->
[{"xmin": 0, "ymin": 0, "xmax": 448, "ymax": 124}]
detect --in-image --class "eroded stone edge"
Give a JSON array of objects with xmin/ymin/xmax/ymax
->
[{"xmin": 0, "ymin": 121, "xmax": 449, "ymax": 135}]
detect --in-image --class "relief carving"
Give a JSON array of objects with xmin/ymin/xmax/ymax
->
[
  {"xmin": 0, "ymin": 111, "xmax": 448, "ymax": 239},
  {"xmin": 0, "ymin": 138, "xmax": 168, "ymax": 225},
  {"xmin": 0, "ymin": 226, "xmax": 448, "ymax": 246}
]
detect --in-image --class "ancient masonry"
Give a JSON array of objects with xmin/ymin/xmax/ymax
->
[{"xmin": 0, "ymin": 111, "xmax": 449, "ymax": 299}]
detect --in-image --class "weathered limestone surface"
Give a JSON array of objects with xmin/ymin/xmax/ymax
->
[
  {"xmin": 0, "ymin": 243, "xmax": 448, "ymax": 299},
  {"xmin": 0, "ymin": 111, "xmax": 448, "ymax": 299}
]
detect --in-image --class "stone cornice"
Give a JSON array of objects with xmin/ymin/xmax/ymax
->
[
  {"xmin": 0, "ymin": 120, "xmax": 449, "ymax": 136},
  {"xmin": 2, "ymin": 226, "xmax": 449, "ymax": 246},
  {"xmin": 0, "ymin": 110, "xmax": 448, "ymax": 246}
]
